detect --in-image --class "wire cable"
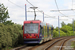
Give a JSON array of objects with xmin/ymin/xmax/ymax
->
[
  {"xmin": 8, "ymin": 0, "xmax": 55, "ymax": 18},
  {"xmin": 26, "ymin": 0, "xmax": 55, "ymax": 18},
  {"xmin": 8, "ymin": 0, "xmax": 24, "ymax": 9},
  {"xmin": 50, "ymin": 9, "xmax": 75, "ymax": 11},
  {"xmin": 54, "ymin": 0, "xmax": 68, "ymax": 17},
  {"xmin": 26, "ymin": 0, "xmax": 35, "ymax": 7}
]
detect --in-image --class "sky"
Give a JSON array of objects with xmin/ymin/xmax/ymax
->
[{"xmin": 0, "ymin": 0, "xmax": 75, "ymax": 28}]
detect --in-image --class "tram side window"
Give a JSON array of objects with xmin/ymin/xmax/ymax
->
[
  {"xmin": 51, "ymin": 27, "xmax": 53, "ymax": 35},
  {"xmin": 47, "ymin": 26, "xmax": 49, "ymax": 36},
  {"xmin": 51, "ymin": 27, "xmax": 53, "ymax": 30},
  {"xmin": 40, "ymin": 25, "xmax": 43, "ymax": 33}
]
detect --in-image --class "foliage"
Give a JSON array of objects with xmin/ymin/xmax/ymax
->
[
  {"xmin": 71, "ymin": 41, "xmax": 75, "ymax": 49},
  {"xmin": 60, "ymin": 25, "xmax": 75, "ymax": 36},
  {"xmin": 0, "ymin": 4, "xmax": 10, "ymax": 23},
  {"xmin": 61, "ymin": 21, "xmax": 66, "ymax": 27},
  {"xmin": 3, "ymin": 20, "xmax": 14, "ymax": 25},
  {"xmin": 60, "ymin": 25, "xmax": 72, "ymax": 32},
  {"xmin": 55, "ymin": 27, "xmax": 58, "ymax": 31},
  {"xmin": 53, "ymin": 29, "xmax": 66, "ymax": 37},
  {"xmin": 53, "ymin": 30, "xmax": 59, "ymax": 37},
  {"xmin": 53, "ymin": 21, "xmax": 75, "ymax": 38},
  {"xmin": 0, "ymin": 3, "xmax": 23, "ymax": 49},
  {"xmin": 67, "ymin": 23, "xmax": 72, "ymax": 27},
  {"xmin": 0, "ymin": 23, "xmax": 23, "ymax": 49},
  {"xmin": 60, "ymin": 30, "xmax": 66, "ymax": 36}
]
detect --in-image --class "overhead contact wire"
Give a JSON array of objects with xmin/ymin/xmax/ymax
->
[
  {"xmin": 26, "ymin": 0, "xmax": 55, "ymax": 18},
  {"xmin": 54, "ymin": 0, "xmax": 67, "ymax": 17}
]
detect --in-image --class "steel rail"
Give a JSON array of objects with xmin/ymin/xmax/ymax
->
[
  {"xmin": 44, "ymin": 37, "xmax": 75, "ymax": 50},
  {"xmin": 59, "ymin": 38, "xmax": 73, "ymax": 50},
  {"xmin": 44, "ymin": 38, "xmax": 64, "ymax": 50}
]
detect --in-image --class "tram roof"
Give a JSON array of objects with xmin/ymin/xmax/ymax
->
[{"xmin": 24, "ymin": 20, "xmax": 53, "ymax": 27}]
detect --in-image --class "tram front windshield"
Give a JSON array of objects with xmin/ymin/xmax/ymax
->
[{"xmin": 24, "ymin": 23, "xmax": 38, "ymax": 33}]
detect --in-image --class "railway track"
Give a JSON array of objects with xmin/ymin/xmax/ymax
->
[
  {"xmin": 12, "ymin": 44, "xmax": 37, "ymax": 50},
  {"xmin": 11, "ymin": 45, "xmax": 26, "ymax": 50},
  {"xmin": 44, "ymin": 37, "xmax": 75, "ymax": 50},
  {"xmin": 44, "ymin": 38, "xmax": 64, "ymax": 50},
  {"xmin": 11, "ymin": 36, "xmax": 75, "ymax": 50},
  {"xmin": 59, "ymin": 38, "xmax": 69, "ymax": 50},
  {"xmin": 58, "ymin": 37, "xmax": 74, "ymax": 50}
]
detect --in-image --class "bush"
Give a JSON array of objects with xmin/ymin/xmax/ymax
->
[
  {"xmin": 60, "ymin": 30, "xmax": 66, "ymax": 36},
  {"xmin": 53, "ymin": 30, "xmax": 59, "ymax": 37},
  {"xmin": 0, "ymin": 23, "xmax": 23, "ymax": 49},
  {"xmin": 60, "ymin": 25, "xmax": 72, "ymax": 32}
]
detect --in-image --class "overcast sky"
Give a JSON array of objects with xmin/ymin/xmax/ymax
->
[{"xmin": 1, "ymin": 0, "xmax": 75, "ymax": 28}]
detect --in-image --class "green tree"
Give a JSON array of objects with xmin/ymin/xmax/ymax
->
[
  {"xmin": 72, "ymin": 20, "xmax": 75, "ymax": 31},
  {"xmin": 0, "ymin": 3, "xmax": 9, "ymax": 23},
  {"xmin": 3, "ymin": 20, "xmax": 14, "ymax": 25},
  {"xmin": 60, "ymin": 25, "xmax": 73, "ymax": 36},
  {"xmin": 67, "ymin": 23, "xmax": 72, "ymax": 27},
  {"xmin": 0, "ymin": 23, "xmax": 23, "ymax": 49},
  {"xmin": 55, "ymin": 27, "xmax": 58, "ymax": 31},
  {"xmin": 61, "ymin": 21, "xmax": 66, "ymax": 27},
  {"xmin": 53, "ymin": 30, "xmax": 59, "ymax": 37},
  {"xmin": 60, "ymin": 30, "xmax": 66, "ymax": 36}
]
